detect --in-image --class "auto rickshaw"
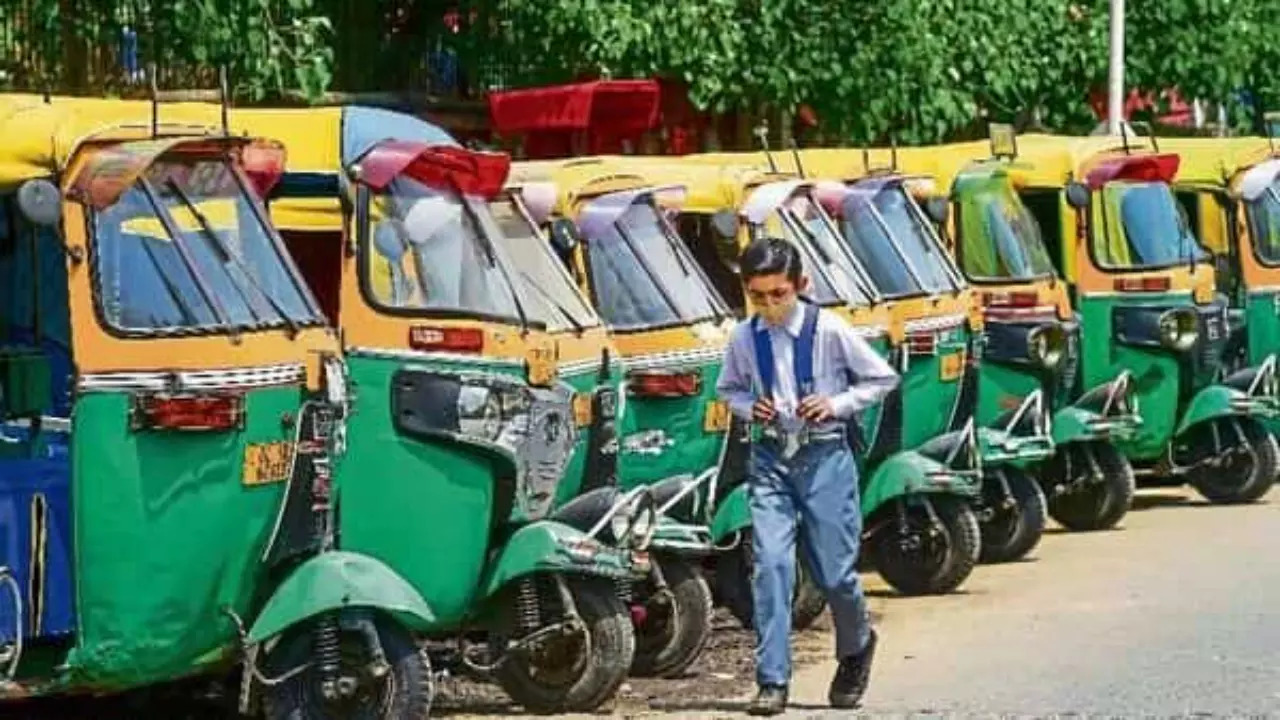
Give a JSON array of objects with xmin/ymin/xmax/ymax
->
[
  {"xmin": 502, "ymin": 157, "xmax": 731, "ymax": 677},
  {"xmin": 0, "ymin": 94, "xmax": 445, "ymax": 717},
  {"xmin": 231, "ymin": 105, "xmax": 656, "ymax": 713},
  {"xmin": 893, "ymin": 127, "xmax": 1145, "ymax": 532},
  {"xmin": 961, "ymin": 132, "xmax": 1278, "ymax": 503},
  {"xmin": 619, "ymin": 155, "xmax": 988, "ymax": 600},
  {"xmin": 1160, "ymin": 135, "xmax": 1280, "ymax": 436}
]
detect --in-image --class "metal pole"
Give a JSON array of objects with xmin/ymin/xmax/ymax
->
[{"xmin": 1107, "ymin": 0, "xmax": 1125, "ymax": 135}]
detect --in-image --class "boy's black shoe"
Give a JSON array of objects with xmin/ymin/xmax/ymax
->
[
  {"xmin": 747, "ymin": 684, "xmax": 788, "ymax": 716},
  {"xmin": 828, "ymin": 628, "xmax": 878, "ymax": 709}
]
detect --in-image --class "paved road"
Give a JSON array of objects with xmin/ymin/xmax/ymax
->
[{"xmin": 777, "ymin": 486, "xmax": 1280, "ymax": 717}]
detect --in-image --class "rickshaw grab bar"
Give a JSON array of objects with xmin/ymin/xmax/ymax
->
[
  {"xmin": 656, "ymin": 466, "xmax": 719, "ymax": 517},
  {"xmin": 585, "ymin": 485, "xmax": 653, "ymax": 543}
]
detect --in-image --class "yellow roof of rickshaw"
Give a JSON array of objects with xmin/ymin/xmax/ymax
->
[
  {"xmin": 1154, "ymin": 136, "xmax": 1274, "ymax": 187},
  {"xmin": 508, "ymin": 156, "xmax": 661, "ymax": 215},
  {"xmin": 229, "ymin": 107, "xmax": 344, "ymax": 174},
  {"xmin": 0, "ymin": 94, "xmax": 229, "ymax": 185},
  {"xmin": 597, "ymin": 156, "xmax": 792, "ymax": 213}
]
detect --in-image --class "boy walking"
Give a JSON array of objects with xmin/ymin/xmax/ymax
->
[{"xmin": 716, "ymin": 237, "xmax": 899, "ymax": 715}]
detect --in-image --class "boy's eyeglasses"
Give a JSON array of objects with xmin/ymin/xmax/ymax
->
[{"xmin": 747, "ymin": 287, "xmax": 794, "ymax": 303}]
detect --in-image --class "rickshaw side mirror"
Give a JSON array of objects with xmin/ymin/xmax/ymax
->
[
  {"xmin": 549, "ymin": 218, "xmax": 581, "ymax": 260},
  {"xmin": 710, "ymin": 209, "xmax": 740, "ymax": 240},
  {"xmin": 17, "ymin": 179, "xmax": 62, "ymax": 227},
  {"xmin": 923, "ymin": 197, "xmax": 950, "ymax": 226},
  {"xmin": 1065, "ymin": 182, "xmax": 1091, "ymax": 210}
]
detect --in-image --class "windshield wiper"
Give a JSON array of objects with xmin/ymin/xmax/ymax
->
[
  {"xmin": 457, "ymin": 194, "xmax": 530, "ymax": 332},
  {"xmin": 615, "ymin": 221, "xmax": 685, "ymax": 319},
  {"xmin": 165, "ymin": 179, "xmax": 302, "ymax": 337},
  {"xmin": 518, "ymin": 269, "xmax": 586, "ymax": 335},
  {"xmin": 138, "ymin": 240, "xmax": 202, "ymax": 327},
  {"xmin": 138, "ymin": 181, "xmax": 233, "ymax": 329}
]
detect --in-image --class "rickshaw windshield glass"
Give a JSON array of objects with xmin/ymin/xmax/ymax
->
[
  {"xmin": 488, "ymin": 197, "xmax": 600, "ymax": 330},
  {"xmin": 1097, "ymin": 181, "xmax": 1208, "ymax": 270},
  {"xmin": 840, "ymin": 190, "xmax": 929, "ymax": 297},
  {"xmin": 364, "ymin": 176, "xmax": 520, "ymax": 320},
  {"xmin": 588, "ymin": 201, "xmax": 719, "ymax": 329},
  {"xmin": 1245, "ymin": 182, "xmax": 1280, "ymax": 266},
  {"xmin": 94, "ymin": 157, "xmax": 321, "ymax": 332},
  {"xmin": 962, "ymin": 187, "xmax": 1057, "ymax": 280},
  {"xmin": 871, "ymin": 186, "xmax": 960, "ymax": 292},
  {"xmin": 776, "ymin": 196, "xmax": 870, "ymax": 306}
]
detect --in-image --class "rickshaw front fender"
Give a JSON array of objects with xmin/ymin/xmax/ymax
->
[
  {"xmin": 480, "ymin": 520, "xmax": 640, "ymax": 599},
  {"xmin": 247, "ymin": 551, "xmax": 435, "ymax": 644},
  {"xmin": 861, "ymin": 449, "xmax": 981, "ymax": 518},
  {"xmin": 709, "ymin": 485, "xmax": 751, "ymax": 544},
  {"xmin": 976, "ymin": 427, "xmax": 1056, "ymax": 468},
  {"xmin": 1176, "ymin": 384, "xmax": 1280, "ymax": 437}
]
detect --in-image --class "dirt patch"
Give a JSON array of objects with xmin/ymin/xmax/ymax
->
[{"xmin": 435, "ymin": 608, "xmax": 842, "ymax": 718}]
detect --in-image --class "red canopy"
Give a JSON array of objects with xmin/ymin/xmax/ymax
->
[
  {"xmin": 487, "ymin": 80, "xmax": 662, "ymax": 158},
  {"xmin": 355, "ymin": 141, "xmax": 511, "ymax": 198},
  {"xmin": 1084, "ymin": 153, "xmax": 1180, "ymax": 190}
]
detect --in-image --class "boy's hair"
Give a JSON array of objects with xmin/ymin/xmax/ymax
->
[{"xmin": 740, "ymin": 237, "xmax": 803, "ymax": 284}]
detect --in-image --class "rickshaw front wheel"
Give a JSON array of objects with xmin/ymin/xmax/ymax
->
[
  {"xmin": 1044, "ymin": 442, "xmax": 1135, "ymax": 531},
  {"xmin": 494, "ymin": 575, "xmax": 634, "ymax": 714},
  {"xmin": 260, "ymin": 614, "xmax": 430, "ymax": 720},
  {"xmin": 977, "ymin": 467, "xmax": 1047, "ymax": 564},
  {"xmin": 630, "ymin": 556, "xmax": 714, "ymax": 678},
  {"xmin": 714, "ymin": 531, "xmax": 828, "ymax": 632},
  {"xmin": 1186, "ymin": 417, "xmax": 1279, "ymax": 504},
  {"xmin": 869, "ymin": 495, "xmax": 981, "ymax": 596}
]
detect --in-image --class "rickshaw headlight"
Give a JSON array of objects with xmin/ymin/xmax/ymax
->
[
  {"xmin": 1026, "ymin": 325, "xmax": 1066, "ymax": 370},
  {"xmin": 1157, "ymin": 309, "xmax": 1199, "ymax": 352},
  {"xmin": 457, "ymin": 385, "xmax": 504, "ymax": 440}
]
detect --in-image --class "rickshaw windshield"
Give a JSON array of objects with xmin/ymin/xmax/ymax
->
[
  {"xmin": 94, "ymin": 157, "xmax": 322, "ymax": 333},
  {"xmin": 960, "ymin": 186, "xmax": 1057, "ymax": 281},
  {"xmin": 775, "ymin": 195, "xmax": 871, "ymax": 307},
  {"xmin": 587, "ymin": 200, "xmax": 720, "ymax": 330},
  {"xmin": 1096, "ymin": 181, "xmax": 1208, "ymax": 271},
  {"xmin": 364, "ymin": 176, "xmax": 521, "ymax": 322},
  {"xmin": 842, "ymin": 186, "xmax": 960, "ymax": 297},
  {"xmin": 488, "ymin": 197, "xmax": 601, "ymax": 331},
  {"xmin": 1245, "ymin": 181, "xmax": 1280, "ymax": 267}
]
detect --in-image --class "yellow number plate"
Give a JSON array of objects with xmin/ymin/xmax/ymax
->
[
  {"xmin": 525, "ymin": 345, "xmax": 558, "ymax": 387},
  {"xmin": 572, "ymin": 393, "xmax": 594, "ymax": 428},
  {"xmin": 940, "ymin": 351, "xmax": 965, "ymax": 382},
  {"xmin": 243, "ymin": 441, "xmax": 294, "ymax": 486},
  {"xmin": 704, "ymin": 400, "xmax": 731, "ymax": 432}
]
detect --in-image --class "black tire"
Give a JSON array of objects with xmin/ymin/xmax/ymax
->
[
  {"xmin": 869, "ymin": 495, "xmax": 980, "ymax": 596},
  {"xmin": 1187, "ymin": 417, "xmax": 1279, "ymax": 504},
  {"xmin": 631, "ymin": 557, "xmax": 714, "ymax": 678},
  {"xmin": 1044, "ymin": 441, "xmax": 1135, "ymax": 531},
  {"xmin": 495, "ymin": 576, "xmax": 634, "ymax": 714},
  {"xmin": 978, "ymin": 467, "xmax": 1047, "ymax": 564},
  {"xmin": 714, "ymin": 530, "xmax": 828, "ymax": 631},
  {"xmin": 261, "ymin": 615, "xmax": 430, "ymax": 720}
]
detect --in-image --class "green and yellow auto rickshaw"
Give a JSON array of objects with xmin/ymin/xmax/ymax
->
[
  {"xmin": 503, "ymin": 158, "xmax": 730, "ymax": 677},
  {"xmin": 1161, "ymin": 135, "xmax": 1280, "ymax": 435},
  {"xmin": 779, "ymin": 148, "xmax": 1055, "ymax": 565},
  {"xmin": 895, "ymin": 127, "xmax": 1144, "ymax": 532},
  {"xmin": 0, "ymin": 95, "xmax": 446, "ymax": 717},
  {"xmin": 986, "ymin": 133, "xmax": 1279, "ymax": 503},
  {"xmin": 624, "ymin": 156, "xmax": 987, "ymax": 600},
  {"xmin": 233, "ymin": 105, "xmax": 655, "ymax": 714}
]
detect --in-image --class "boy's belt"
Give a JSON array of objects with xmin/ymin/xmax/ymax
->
[{"xmin": 759, "ymin": 425, "xmax": 845, "ymax": 459}]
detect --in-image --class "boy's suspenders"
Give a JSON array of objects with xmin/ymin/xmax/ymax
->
[
  {"xmin": 751, "ymin": 303, "xmax": 868, "ymax": 456},
  {"xmin": 751, "ymin": 303, "xmax": 820, "ymax": 399}
]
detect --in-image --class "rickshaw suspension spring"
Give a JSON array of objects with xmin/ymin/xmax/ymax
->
[
  {"xmin": 515, "ymin": 578, "xmax": 542, "ymax": 635},
  {"xmin": 314, "ymin": 613, "xmax": 343, "ymax": 695}
]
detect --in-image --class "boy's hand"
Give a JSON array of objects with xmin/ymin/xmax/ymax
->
[
  {"xmin": 752, "ymin": 398, "xmax": 777, "ymax": 422},
  {"xmin": 798, "ymin": 395, "xmax": 835, "ymax": 423}
]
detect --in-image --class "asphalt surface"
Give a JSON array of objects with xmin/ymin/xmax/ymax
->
[{"xmin": 777, "ymin": 485, "xmax": 1280, "ymax": 718}]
